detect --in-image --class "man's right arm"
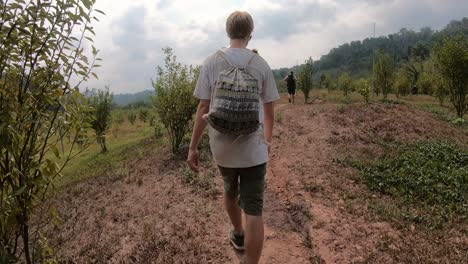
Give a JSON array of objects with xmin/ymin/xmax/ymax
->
[{"xmin": 187, "ymin": 100, "xmax": 210, "ymax": 172}]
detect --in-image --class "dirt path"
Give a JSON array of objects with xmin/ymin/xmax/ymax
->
[
  {"xmin": 46, "ymin": 97, "xmax": 467, "ymax": 263},
  {"xmin": 267, "ymin": 101, "xmax": 395, "ymax": 263}
]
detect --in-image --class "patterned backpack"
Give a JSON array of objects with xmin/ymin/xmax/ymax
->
[{"xmin": 206, "ymin": 50, "xmax": 260, "ymax": 135}]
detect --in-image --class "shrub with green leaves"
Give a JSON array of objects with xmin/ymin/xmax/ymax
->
[
  {"xmin": 128, "ymin": 112, "xmax": 137, "ymax": 125},
  {"xmin": 139, "ymin": 108, "xmax": 150, "ymax": 123},
  {"xmin": 374, "ymin": 51, "xmax": 395, "ymax": 100},
  {"xmin": 338, "ymin": 73, "xmax": 352, "ymax": 98},
  {"xmin": 114, "ymin": 112, "xmax": 125, "ymax": 125},
  {"xmin": 354, "ymin": 141, "xmax": 467, "ymax": 226},
  {"xmin": 417, "ymin": 72, "xmax": 433, "ymax": 95},
  {"xmin": 0, "ymin": 0, "xmax": 103, "ymax": 262},
  {"xmin": 153, "ymin": 48, "xmax": 199, "ymax": 154},
  {"xmin": 323, "ymin": 73, "xmax": 333, "ymax": 92},
  {"xmin": 434, "ymin": 35, "xmax": 468, "ymax": 118},
  {"xmin": 297, "ymin": 57, "xmax": 314, "ymax": 103},
  {"xmin": 394, "ymin": 68, "xmax": 411, "ymax": 98},
  {"xmin": 356, "ymin": 79, "xmax": 371, "ymax": 104},
  {"xmin": 90, "ymin": 88, "xmax": 113, "ymax": 152}
]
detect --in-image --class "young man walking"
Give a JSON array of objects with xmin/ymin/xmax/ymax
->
[
  {"xmin": 187, "ymin": 11, "xmax": 279, "ymax": 264},
  {"xmin": 283, "ymin": 71, "xmax": 296, "ymax": 104}
]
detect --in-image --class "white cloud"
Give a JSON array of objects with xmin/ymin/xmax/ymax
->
[{"xmin": 83, "ymin": 0, "xmax": 468, "ymax": 93}]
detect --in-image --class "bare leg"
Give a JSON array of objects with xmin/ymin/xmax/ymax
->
[
  {"xmin": 243, "ymin": 214, "xmax": 264, "ymax": 264},
  {"xmin": 224, "ymin": 193, "xmax": 243, "ymax": 235}
]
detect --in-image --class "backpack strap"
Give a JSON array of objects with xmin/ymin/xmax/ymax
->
[
  {"xmin": 216, "ymin": 50, "xmax": 234, "ymax": 67},
  {"xmin": 217, "ymin": 50, "xmax": 257, "ymax": 69},
  {"xmin": 244, "ymin": 53, "xmax": 257, "ymax": 68}
]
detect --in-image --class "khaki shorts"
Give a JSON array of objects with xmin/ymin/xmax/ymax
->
[{"xmin": 218, "ymin": 163, "xmax": 266, "ymax": 216}]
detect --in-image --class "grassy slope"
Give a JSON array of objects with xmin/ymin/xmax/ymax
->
[{"xmin": 57, "ymin": 119, "xmax": 154, "ymax": 188}]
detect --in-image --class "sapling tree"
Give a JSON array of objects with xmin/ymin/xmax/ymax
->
[
  {"xmin": 128, "ymin": 112, "xmax": 137, "ymax": 125},
  {"xmin": 139, "ymin": 108, "xmax": 150, "ymax": 123},
  {"xmin": 90, "ymin": 88, "xmax": 113, "ymax": 152},
  {"xmin": 433, "ymin": 35, "xmax": 468, "ymax": 118},
  {"xmin": 374, "ymin": 51, "xmax": 395, "ymax": 100},
  {"xmin": 153, "ymin": 48, "xmax": 199, "ymax": 154},
  {"xmin": 338, "ymin": 72, "xmax": 352, "ymax": 98},
  {"xmin": 297, "ymin": 57, "xmax": 314, "ymax": 103},
  {"xmin": 356, "ymin": 78, "xmax": 371, "ymax": 104},
  {"xmin": 394, "ymin": 68, "xmax": 411, "ymax": 98},
  {"xmin": 0, "ymin": 0, "xmax": 103, "ymax": 262}
]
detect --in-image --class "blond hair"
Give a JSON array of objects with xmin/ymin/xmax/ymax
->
[{"xmin": 226, "ymin": 11, "xmax": 254, "ymax": 39}]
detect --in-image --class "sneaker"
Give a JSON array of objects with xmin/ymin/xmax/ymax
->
[
  {"xmin": 229, "ymin": 230, "xmax": 244, "ymax": 251},
  {"xmin": 288, "ymin": 98, "xmax": 291, "ymax": 103}
]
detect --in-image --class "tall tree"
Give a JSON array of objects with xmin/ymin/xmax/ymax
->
[
  {"xmin": 298, "ymin": 57, "xmax": 314, "ymax": 103},
  {"xmin": 394, "ymin": 68, "xmax": 412, "ymax": 98},
  {"xmin": 434, "ymin": 35, "xmax": 468, "ymax": 118},
  {"xmin": 374, "ymin": 51, "xmax": 395, "ymax": 99}
]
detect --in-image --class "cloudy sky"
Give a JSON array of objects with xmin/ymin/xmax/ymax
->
[{"xmin": 85, "ymin": 0, "xmax": 468, "ymax": 93}]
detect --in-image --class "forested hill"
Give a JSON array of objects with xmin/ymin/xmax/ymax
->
[
  {"xmin": 273, "ymin": 17, "xmax": 468, "ymax": 80},
  {"xmin": 113, "ymin": 90, "xmax": 153, "ymax": 106}
]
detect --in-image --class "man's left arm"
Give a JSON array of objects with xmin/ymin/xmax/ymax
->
[{"xmin": 263, "ymin": 102, "xmax": 274, "ymax": 153}]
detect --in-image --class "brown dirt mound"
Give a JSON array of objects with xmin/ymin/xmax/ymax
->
[{"xmin": 330, "ymin": 103, "xmax": 466, "ymax": 142}]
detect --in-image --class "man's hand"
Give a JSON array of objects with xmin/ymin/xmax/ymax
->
[{"xmin": 187, "ymin": 148, "xmax": 200, "ymax": 172}]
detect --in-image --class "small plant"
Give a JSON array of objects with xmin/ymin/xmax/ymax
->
[
  {"xmin": 128, "ymin": 112, "xmax": 137, "ymax": 125},
  {"xmin": 139, "ymin": 108, "xmax": 150, "ymax": 123},
  {"xmin": 154, "ymin": 121, "xmax": 165, "ymax": 139},
  {"xmin": 338, "ymin": 104, "xmax": 346, "ymax": 113},
  {"xmin": 114, "ymin": 112, "xmax": 125, "ymax": 125},
  {"xmin": 338, "ymin": 72, "xmax": 352, "ymax": 98},
  {"xmin": 451, "ymin": 117, "xmax": 465, "ymax": 126},
  {"xmin": 276, "ymin": 111, "xmax": 283, "ymax": 124},
  {"xmin": 356, "ymin": 79, "xmax": 371, "ymax": 104}
]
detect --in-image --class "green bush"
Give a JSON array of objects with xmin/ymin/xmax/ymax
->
[
  {"xmin": 90, "ymin": 88, "xmax": 113, "ymax": 152},
  {"xmin": 338, "ymin": 104, "xmax": 346, "ymax": 113},
  {"xmin": 114, "ymin": 112, "xmax": 125, "ymax": 125},
  {"xmin": 394, "ymin": 68, "xmax": 411, "ymax": 98},
  {"xmin": 354, "ymin": 141, "xmax": 467, "ymax": 227},
  {"xmin": 128, "ymin": 112, "xmax": 137, "ymax": 125},
  {"xmin": 153, "ymin": 48, "xmax": 199, "ymax": 154},
  {"xmin": 356, "ymin": 78, "xmax": 371, "ymax": 104},
  {"xmin": 374, "ymin": 51, "xmax": 395, "ymax": 100},
  {"xmin": 0, "ymin": 0, "xmax": 102, "ymax": 261},
  {"xmin": 297, "ymin": 57, "xmax": 314, "ymax": 103},
  {"xmin": 417, "ymin": 72, "xmax": 433, "ymax": 95},
  {"xmin": 338, "ymin": 72, "xmax": 352, "ymax": 98},
  {"xmin": 451, "ymin": 118, "xmax": 465, "ymax": 126},
  {"xmin": 154, "ymin": 121, "xmax": 165, "ymax": 139},
  {"xmin": 139, "ymin": 108, "xmax": 150, "ymax": 123},
  {"xmin": 433, "ymin": 35, "xmax": 468, "ymax": 118}
]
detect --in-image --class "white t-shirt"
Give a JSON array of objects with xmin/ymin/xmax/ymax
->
[{"xmin": 194, "ymin": 47, "xmax": 280, "ymax": 168}]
